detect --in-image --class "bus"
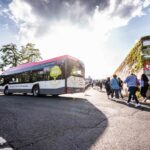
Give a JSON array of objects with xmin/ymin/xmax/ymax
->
[{"xmin": 0, "ymin": 55, "xmax": 85, "ymax": 96}]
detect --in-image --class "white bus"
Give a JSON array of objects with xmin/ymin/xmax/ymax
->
[{"xmin": 0, "ymin": 55, "xmax": 85, "ymax": 96}]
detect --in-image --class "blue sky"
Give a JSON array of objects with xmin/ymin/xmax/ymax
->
[{"xmin": 0, "ymin": 0, "xmax": 150, "ymax": 78}]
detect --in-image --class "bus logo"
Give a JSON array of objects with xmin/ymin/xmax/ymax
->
[{"xmin": 50, "ymin": 65, "xmax": 62, "ymax": 80}]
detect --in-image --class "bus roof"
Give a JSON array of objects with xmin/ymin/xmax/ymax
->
[{"xmin": 1, "ymin": 55, "xmax": 84, "ymax": 76}]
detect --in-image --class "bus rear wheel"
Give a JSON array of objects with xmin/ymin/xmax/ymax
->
[{"xmin": 33, "ymin": 86, "xmax": 40, "ymax": 97}]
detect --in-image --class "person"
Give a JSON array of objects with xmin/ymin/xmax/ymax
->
[
  {"xmin": 140, "ymin": 73, "xmax": 149, "ymax": 102},
  {"xmin": 104, "ymin": 77, "xmax": 112, "ymax": 99},
  {"xmin": 124, "ymin": 73, "xmax": 140, "ymax": 107},
  {"xmin": 110, "ymin": 74, "xmax": 120, "ymax": 100},
  {"xmin": 118, "ymin": 77, "xmax": 124, "ymax": 99},
  {"xmin": 99, "ymin": 80, "xmax": 103, "ymax": 91}
]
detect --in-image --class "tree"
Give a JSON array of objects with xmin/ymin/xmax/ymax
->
[
  {"xmin": 20, "ymin": 43, "xmax": 42, "ymax": 64},
  {"xmin": 0, "ymin": 43, "xmax": 21, "ymax": 69},
  {"xmin": 0, "ymin": 43, "xmax": 42, "ymax": 71},
  {"xmin": 0, "ymin": 63, "xmax": 5, "ymax": 71}
]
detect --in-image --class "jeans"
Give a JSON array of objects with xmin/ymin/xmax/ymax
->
[
  {"xmin": 111, "ymin": 89, "xmax": 119, "ymax": 99},
  {"xmin": 128, "ymin": 87, "xmax": 139, "ymax": 104},
  {"xmin": 119, "ymin": 89, "xmax": 124, "ymax": 98},
  {"xmin": 140, "ymin": 85, "xmax": 149, "ymax": 98}
]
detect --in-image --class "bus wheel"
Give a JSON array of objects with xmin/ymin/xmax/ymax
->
[
  {"xmin": 33, "ymin": 86, "xmax": 40, "ymax": 96},
  {"xmin": 4, "ymin": 87, "xmax": 9, "ymax": 95}
]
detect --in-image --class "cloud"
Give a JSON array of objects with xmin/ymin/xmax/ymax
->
[
  {"xmin": 24, "ymin": 0, "xmax": 109, "ymax": 21},
  {"xmin": 8, "ymin": 0, "xmax": 150, "ymax": 41},
  {"xmin": 7, "ymin": 0, "xmax": 150, "ymax": 78}
]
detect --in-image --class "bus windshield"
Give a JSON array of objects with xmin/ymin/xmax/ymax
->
[{"xmin": 68, "ymin": 59, "xmax": 84, "ymax": 77}]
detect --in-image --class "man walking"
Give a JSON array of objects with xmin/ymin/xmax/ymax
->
[{"xmin": 124, "ymin": 73, "xmax": 140, "ymax": 107}]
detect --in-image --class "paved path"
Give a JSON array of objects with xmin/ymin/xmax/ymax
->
[{"xmin": 85, "ymin": 88, "xmax": 150, "ymax": 150}]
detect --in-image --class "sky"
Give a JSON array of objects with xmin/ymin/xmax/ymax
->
[{"xmin": 0, "ymin": 0, "xmax": 150, "ymax": 79}]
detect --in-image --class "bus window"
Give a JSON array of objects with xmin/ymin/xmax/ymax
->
[
  {"xmin": 31, "ymin": 69, "xmax": 45, "ymax": 82},
  {"xmin": 55, "ymin": 62, "xmax": 65, "ymax": 79},
  {"xmin": 12, "ymin": 77, "xmax": 15, "ymax": 83},
  {"xmin": 4, "ymin": 76, "xmax": 10, "ymax": 84},
  {"xmin": 44, "ymin": 63, "xmax": 65, "ymax": 80},
  {"xmin": 31, "ymin": 70, "xmax": 38, "ymax": 82},
  {"xmin": 9, "ymin": 76, "xmax": 16, "ymax": 84},
  {"xmin": 43, "ymin": 67, "xmax": 50, "ymax": 80},
  {"xmin": 49, "ymin": 65, "xmax": 62, "ymax": 80},
  {"xmin": 20, "ymin": 72, "xmax": 30, "ymax": 83},
  {"xmin": 0, "ymin": 77, "xmax": 4, "ymax": 85},
  {"xmin": 15, "ymin": 74, "xmax": 22, "ymax": 83},
  {"xmin": 37, "ymin": 70, "xmax": 44, "ymax": 81}
]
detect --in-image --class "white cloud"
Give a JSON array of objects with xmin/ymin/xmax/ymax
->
[
  {"xmin": 7, "ymin": 0, "xmax": 150, "ymax": 78},
  {"xmin": 143, "ymin": 0, "xmax": 150, "ymax": 7},
  {"xmin": 0, "ymin": 8, "xmax": 9, "ymax": 16},
  {"xmin": 9, "ymin": 0, "xmax": 36, "ymax": 23}
]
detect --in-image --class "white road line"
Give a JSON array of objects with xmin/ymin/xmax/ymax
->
[
  {"xmin": 0, "ymin": 148, "xmax": 13, "ymax": 150},
  {"xmin": 0, "ymin": 137, "xmax": 13, "ymax": 150},
  {"xmin": 0, "ymin": 137, "xmax": 6, "ymax": 145}
]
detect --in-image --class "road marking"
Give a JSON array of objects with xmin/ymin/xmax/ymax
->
[
  {"xmin": 0, "ymin": 148, "xmax": 13, "ymax": 150},
  {"xmin": 0, "ymin": 137, "xmax": 13, "ymax": 150},
  {"xmin": 0, "ymin": 137, "xmax": 6, "ymax": 145}
]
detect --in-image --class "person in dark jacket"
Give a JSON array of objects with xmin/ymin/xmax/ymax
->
[
  {"xmin": 99, "ymin": 80, "xmax": 103, "ymax": 91},
  {"xmin": 118, "ymin": 77, "xmax": 124, "ymax": 99},
  {"xmin": 140, "ymin": 73, "xmax": 149, "ymax": 102},
  {"xmin": 105, "ymin": 77, "xmax": 112, "ymax": 99}
]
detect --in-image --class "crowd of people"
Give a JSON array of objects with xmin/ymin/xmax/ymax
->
[{"xmin": 104, "ymin": 72, "xmax": 149, "ymax": 107}]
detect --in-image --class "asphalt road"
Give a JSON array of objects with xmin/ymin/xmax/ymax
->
[{"xmin": 0, "ymin": 88, "xmax": 150, "ymax": 150}]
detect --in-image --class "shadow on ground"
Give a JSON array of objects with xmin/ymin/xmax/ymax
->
[
  {"xmin": 110, "ymin": 98, "xmax": 150, "ymax": 112},
  {"xmin": 0, "ymin": 94, "xmax": 108, "ymax": 150}
]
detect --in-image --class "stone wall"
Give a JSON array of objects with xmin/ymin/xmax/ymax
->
[{"xmin": 114, "ymin": 35, "xmax": 150, "ymax": 96}]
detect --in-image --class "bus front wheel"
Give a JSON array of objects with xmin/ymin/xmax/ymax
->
[
  {"xmin": 33, "ymin": 86, "xmax": 40, "ymax": 97},
  {"xmin": 4, "ymin": 87, "xmax": 11, "ymax": 95}
]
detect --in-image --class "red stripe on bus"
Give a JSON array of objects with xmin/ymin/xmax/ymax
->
[{"xmin": 2, "ymin": 55, "xmax": 81, "ymax": 74}]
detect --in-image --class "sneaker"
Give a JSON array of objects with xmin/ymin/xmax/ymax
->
[
  {"xmin": 126, "ymin": 101, "xmax": 130, "ymax": 105},
  {"xmin": 115, "ymin": 99, "xmax": 118, "ymax": 102},
  {"xmin": 135, "ymin": 103, "xmax": 141, "ymax": 107},
  {"xmin": 111, "ymin": 97, "xmax": 115, "ymax": 100}
]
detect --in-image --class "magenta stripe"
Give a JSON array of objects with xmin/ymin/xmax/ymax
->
[{"xmin": 3, "ymin": 55, "xmax": 80, "ymax": 74}]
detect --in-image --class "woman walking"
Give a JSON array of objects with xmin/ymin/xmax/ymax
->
[{"xmin": 140, "ymin": 74, "xmax": 149, "ymax": 102}]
